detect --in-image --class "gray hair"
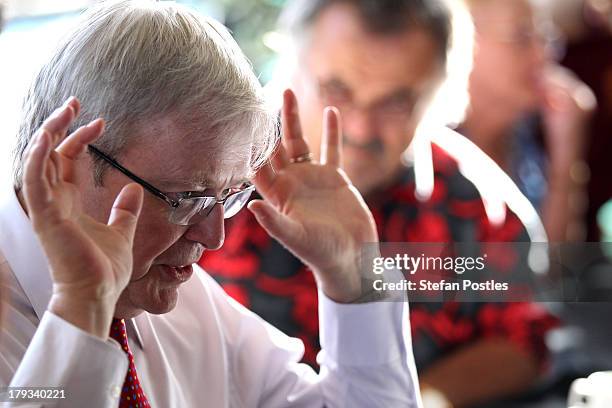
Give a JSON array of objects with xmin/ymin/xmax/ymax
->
[
  {"xmin": 280, "ymin": 0, "xmax": 452, "ymax": 65},
  {"xmin": 12, "ymin": 0, "xmax": 278, "ymax": 189}
]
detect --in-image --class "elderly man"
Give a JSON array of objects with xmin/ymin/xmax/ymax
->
[
  {"xmin": 202, "ymin": 0, "xmax": 559, "ymax": 407},
  {"xmin": 0, "ymin": 1, "xmax": 419, "ymax": 407}
]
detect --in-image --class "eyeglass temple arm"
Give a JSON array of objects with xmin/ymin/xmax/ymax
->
[{"xmin": 87, "ymin": 145, "xmax": 179, "ymax": 208}]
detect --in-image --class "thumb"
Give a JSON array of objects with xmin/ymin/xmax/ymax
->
[
  {"xmin": 248, "ymin": 200, "xmax": 299, "ymax": 244},
  {"xmin": 108, "ymin": 183, "xmax": 144, "ymax": 244}
]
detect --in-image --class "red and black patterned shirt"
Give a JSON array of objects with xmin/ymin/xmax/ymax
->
[{"xmin": 200, "ymin": 142, "xmax": 559, "ymax": 371}]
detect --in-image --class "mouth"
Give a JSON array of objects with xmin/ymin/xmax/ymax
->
[{"xmin": 159, "ymin": 264, "xmax": 194, "ymax": 284}]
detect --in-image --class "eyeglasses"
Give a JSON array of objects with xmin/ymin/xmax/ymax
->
[{"xmin": 87, "ymin": 145, "xmax": 255, "ymax": 226}]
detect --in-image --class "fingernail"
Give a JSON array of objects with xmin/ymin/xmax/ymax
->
[
  {"xmin": 50, "ymin": 106, "xmax": 64, "ymax": 119},
  {"xmin": 324, "ymin": 106, "xmax": 335, "ymax": 120},
  {"xmin": 57, "ymin": 97, "xmax": 77, "ymax": 117},
  {"xmin": 86, "ymin": 118, "xmax": 103, "ymax": 129},
  {"xmin": 62, "ymin": 96, "xmax": 76, "ymax": 108}
]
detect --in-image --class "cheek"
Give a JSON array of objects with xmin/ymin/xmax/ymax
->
[
  {"xmin": 380, "ymin": 121, "xmax": 415, "ymax": 155},
  {"xmin": 124, "ymin": 267, "xmax": 180, "ymax": 315},
  {"xmin": 475, "ymin": 53, "xmax": 523, "ymax": 101},
  {"xmin": 130, "ymin": 204, "xmax": 182, "ymax": 277},
  {"xmin": 475, "ymin": 45, "xmax": 514, "ymax": 83},
  {"xmin": 76, "ymin": 176, "xmax": 122, "ymax": 225}
]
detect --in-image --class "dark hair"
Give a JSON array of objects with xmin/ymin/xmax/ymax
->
[{"xmin": 281, "ymin": 0, "xmax": 451, "ymax": 63}]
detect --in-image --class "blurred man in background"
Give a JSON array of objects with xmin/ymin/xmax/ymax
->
[{"xmin": 202, "ymin": 0, "xmax": 559, "ymax": 406}]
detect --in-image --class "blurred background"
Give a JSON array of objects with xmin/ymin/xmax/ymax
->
[{"xmin": 1, "ymin": 1, "xmax": 611, "ymax": 407}]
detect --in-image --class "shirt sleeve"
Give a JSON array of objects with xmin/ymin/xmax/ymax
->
[
  {"xmin": 314, "ymin": 292, "xmax": 422, "ymax": 407},
  {"xmin": 208, "ymin": 268, "xmax": 422, "ymax": 408},
  {"xmin": 5, "ymin": 311, "xmax": 128, "ymax": 408}
]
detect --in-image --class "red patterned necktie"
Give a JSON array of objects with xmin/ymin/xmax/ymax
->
[{"xmin": 109, "ymin": 318, "xmax": 151, "ymax": 408}]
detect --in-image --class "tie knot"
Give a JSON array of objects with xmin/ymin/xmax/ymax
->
[{"xmin": 110, "ymin": 318, "xmax": 130, "ymax": 353}]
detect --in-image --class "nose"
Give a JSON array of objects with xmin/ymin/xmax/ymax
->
[
  {"xmin": 342, "ymin": 107, "xmax": 380, "ymax": 146},
  {"xmin": 183, "ymin": 203, "xmax": 225, "ymax": 250}
]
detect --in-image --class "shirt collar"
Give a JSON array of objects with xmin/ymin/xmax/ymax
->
[
  {"xmin": 127, "ymin": 317, "xmax": 145, "ymax": 349},
  {"xmin": 0, "ymin": 185, "xmax": 145, "ymax": 349}
]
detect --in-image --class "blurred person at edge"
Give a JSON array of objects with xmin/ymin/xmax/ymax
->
[
  {"xmin": 0, "ymin": 0, "xmax": 6, "ymax": 322},
  {"xmin": 461, "ymin": 0, "xmax": 597, "ymax": 242},
  {"xmin": 0, "ymin": 1, "xmax": 4, "ymax": 32},
  {"xmin": 0, "ymin": 1, "xmax": 421, "ymax": 407},
  {"xmin": 546, "ymin": 0, "xmax": 612, "ymax": 240},
  {"xmin": 201, "ymin": 0, "xmax": 560, "ymax": 407}
]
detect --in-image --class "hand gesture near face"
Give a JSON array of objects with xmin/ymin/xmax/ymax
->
[
  {"xmin": 249, "ymin": 90, "xmax": 379, "ymax": 303},
  {"xmin": 22, "ymin": 98, "xmax": 143, "ymax": 338}
]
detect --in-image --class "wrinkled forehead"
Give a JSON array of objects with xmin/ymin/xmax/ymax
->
[{"xmin": 122, "ymin": 116, "xmax": 253, "ymax": 192}]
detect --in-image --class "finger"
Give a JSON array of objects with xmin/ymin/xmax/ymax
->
[
  {"xmin": 23, "ymin": 130, "xmax": 53, "ymax": 215},
  {"xmin": 573, "ymin": 84, "xmax": 596, "ymax": 112},
  {"xmin": 270, "ymin": 143, "xmax": 290, "ymax": 171},
  {"xmin": 56, "ymin": 119, "xmax": 105, "ymax": 183},
  {"xmin": 47, "ymin": 151, "xmax": 60, "ymax": 186},
  {"xmin": 251, "ymin": 163, "xmax": 280, "ymax": 206},
  {"xmin": 248, "ymin": 200, "xmax": 300, "ymax": 244},
  {"xmin": 62, "ymin": 96, "xmax": 81, "ymax": 119},
  {"xmin": 108, "ymin": 184, "xmax": 144, "ymax": 245},
  {"xmin": 320, "ymin": 107, "xmax": 342, "ymax": 168},
  {"xmin": 57, "ymin": 119, "xmax": 105, "ymax": 159},
  {"xmin": 281, "ymin": 89, "xmax": 310, "ymax": 159},
  {"xmin": 544, "ymin": 84, "xmax": 568, "ymax": 110},
  {"xmin": 40, "ymin": 97, "xmax": 80, "ymax": 147}
]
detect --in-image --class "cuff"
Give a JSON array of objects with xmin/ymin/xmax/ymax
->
[
  {"xmin": 318, "ymin": 290, "xmax": 409, "ymax": 367},
  {"xmin": 10, "ymin": 311, "xmax": 128, "ymax": 408}
]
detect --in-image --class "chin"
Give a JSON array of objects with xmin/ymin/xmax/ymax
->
[
  {"xmin": 118, "ymin": 284, "xmax": 181, "ymax": 317},
  {"xmin": 347, "ymin": 165, "xmax": 390, "ymax": 194},
  {"xmin": 142, "ymin": 287, "xmax": 180, "ymax": 315},
  {"xmin": 122, "ymin": 263, "xmax": 194, "ymax": 315}
]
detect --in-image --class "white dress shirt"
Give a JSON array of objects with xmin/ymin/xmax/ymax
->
[{"xmin": 0, "ymin": 186, "xmax": 422, "ymax": 407}]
